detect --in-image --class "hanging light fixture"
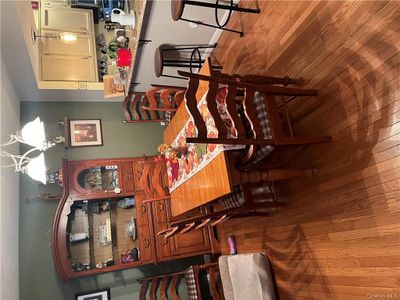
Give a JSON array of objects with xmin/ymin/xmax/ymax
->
[
  {"xmin": 32, "ymin": 29, "xmax": 78, "ymax": 45},
  {"xmin": 1, "ymin": 117, "xmax": 64, "ymax": 184},
  {"xmin": 20, "ymin": 116, "xmax": 46, "ymax": 150},
  {"xmin": 24, "ymin": 153, "xmax": 47, "ymax": 184},
  {"xmin": 59, "ymin": 32, "xmax": 78, "ymax": 44}
]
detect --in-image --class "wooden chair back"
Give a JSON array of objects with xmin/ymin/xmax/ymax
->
[
  {"xmin": 160, "ymin": 181, "xmax": 285, "ymax": 237},
  {"xmin": 140, "ymin": 161, "xmax": 170, "ymax": 204},
  {"xmin": 146, "ymin": 84, "xmax": 186, "ymax": 112},
  {"xmin": 138, "ymin": 262, "xmax": 222, "ymax": 300},
  {"xmin": 178, "ymin": 70, "xmax": 331, "ymax": 163},
  {"xmin": 123, "ymin": 85, "xmax": 186, "ymax": 124}
]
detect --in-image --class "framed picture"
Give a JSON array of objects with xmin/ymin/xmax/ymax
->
[
  {"xmin": 75, "ymin": 288, "xmax": 110, "ymax": 300},
  {"xmin": 69, "ymin": 119, "xmax": 103, "ymax": 147}
]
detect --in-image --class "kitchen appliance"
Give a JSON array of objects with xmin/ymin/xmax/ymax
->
[
  {"xmin": 103, "ymin": 0, "xmax": 125, "ymax": 22},
  {"xmin": 111, "ymin": 8, "xmax": 135, "ymax": 27}
]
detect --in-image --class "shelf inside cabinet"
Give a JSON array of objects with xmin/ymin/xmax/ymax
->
[
  {"xmin": 88, "ymin": 202, "xmax": 113, "ymax": 268},
  {"xmin": 110, "ymin": 201, "xmax": 139, "ymax": 265},
  {"xmin": 67, "ymin": 197, "xmax": 141, "ymax": 273},
  {"xmin": 77, "ymin": 165, "xmax": 120, "ymax": 192},
  {"xmin": 68, "ymin": 205, "xmax": 90, "ymax": 271}
]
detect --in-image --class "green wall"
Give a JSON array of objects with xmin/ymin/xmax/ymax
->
[{"xmin": 19, "ymin": 102, "xmax": 202, "ymax": 300}]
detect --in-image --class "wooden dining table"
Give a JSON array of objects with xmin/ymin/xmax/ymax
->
[{"xmin": 163, "ymin": 60, "xmax": 234, "ymax": 217}]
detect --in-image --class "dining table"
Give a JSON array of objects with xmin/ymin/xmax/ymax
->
[
  {"xmin": 163, "ymin": 59, "xmax": 235, "ymax": 217},
  {"xmin": 162, "ymin": 59, "xmax": 318, "ymax": 218}
]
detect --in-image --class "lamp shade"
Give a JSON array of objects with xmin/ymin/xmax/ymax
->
[
  {"xmin": 25, "ymin": 153, "xmax": 47, "ymax": 184},
  {"xmin": 21, "ymin": 117, "xmax": 46, "ymax": 150}
]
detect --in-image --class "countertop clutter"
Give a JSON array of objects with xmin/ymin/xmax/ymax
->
[
  {"xmin": 36, "ymin": 0, "xmax": 147, "ymax": 92},
  {"xmin": 95, "ymin": 0, "xmax": 148, "ymax": 98}
]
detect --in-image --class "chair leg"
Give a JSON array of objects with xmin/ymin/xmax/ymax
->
[
  {"xmin": 208, "ymin": 267, "xmax": 222, "ymax": 300},
  {"xmin": 139, "ymin": 280, "xmax": 149, "ymax": 300},
  {"xmin": 210, "ymin": 214, "xmax": 230, "ymax": 226},
  {"xmin": 241, "ymin": 74, "xmax": 299, "ymax": 86},
  {"xmin": 195, "ymin": 218, "xmax": 211, "ymax": 229},
  {"xmin": 239, "ymin": 168, "xmax": 316, "ymax": 184},
  {"xmin": 160, "ymin": 277, "xmax": 168, "ymax": 300},
  {"xmin": 179, "ymin": 222, "xmax": 196, "ymax": 234},
  {"xmin": 150, "ymin": 279, "xmax": 159, "ymax": 300},
  {"xmin": 169, "ymin": 275, "xmax": 181, "ymax": 300}
]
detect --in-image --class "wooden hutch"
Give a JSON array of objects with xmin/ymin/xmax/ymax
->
[{"xmin": 52, "ymin": 157, "xmax": 214, "ymax": 281}]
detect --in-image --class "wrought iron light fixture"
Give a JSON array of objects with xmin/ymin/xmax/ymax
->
[
  {"xmin": 0, "ymin": 117, "xmax": 64, "ymax": 184},
  {"xmin": 32, "ymin": 29, "xmax": 78, "ymax": 44}
]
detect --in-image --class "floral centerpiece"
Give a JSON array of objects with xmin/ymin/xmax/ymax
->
[
  {"xmin": 156, "ymin": 143, "xmax": 189, "ymax": 186},
  {"xmin": 155, "ymin": 143, "xmax": 188, "ymax": 163}
]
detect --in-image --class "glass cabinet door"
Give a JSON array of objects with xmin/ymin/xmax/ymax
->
[{"xmin": 77, "ymin": 165, "xmax": 120, "ymax": 193}]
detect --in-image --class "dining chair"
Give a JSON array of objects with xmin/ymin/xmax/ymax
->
[
  {"xmin": 138, "ymin": 262, "xmax": 223, "ymax": 300},
  {"xmin": 157, "ymin": 70, "xmax": 331, "ymax": 237},
  {"xmin": 139, "ymin": 160, "xmax": 215, "ymax": 241},
  {"xmin": 140, "ymin": 160, "xmax": 170, "ymax": 205},
  {"xmin": 158, "ymin": 180, "xmax": 290, "ymax": 238},
  {"xmin": 178, "ymin": 69, "xmax": 332, "ymax": 165},
  {"xmin": 123, "ymin": 85, "xmax": 186, "ymax": 125},
  {"xmin": 143, "ymin": 84, "xmax": 187, "ymax": 118}
]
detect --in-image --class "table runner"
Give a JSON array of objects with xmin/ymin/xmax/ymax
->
[{"xmin": 166, "ymin": 87, "xmax": 239, "ymax": 192}]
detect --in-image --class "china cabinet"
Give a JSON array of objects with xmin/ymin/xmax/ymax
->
[{"xmin": 52, "ymin": 157, "xmax": 214, "ymax": 281}]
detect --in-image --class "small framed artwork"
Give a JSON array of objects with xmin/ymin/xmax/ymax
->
[
  {"xmin": 69, "ymin": 119, "xmax": 103, "ymax": 147},
  {"xmin": 75, "ymin": 288, "xmax": 110, "ymax": 300}
]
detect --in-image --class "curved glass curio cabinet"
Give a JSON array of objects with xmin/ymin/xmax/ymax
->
[{"xmin": 51, "ymin": 158, "xmax": 213, "ymax": 281}]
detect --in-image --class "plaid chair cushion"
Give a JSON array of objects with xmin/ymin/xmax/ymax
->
[
  {"xmin": 251, "ymin": 92, "xmax": 274, "ymax": 164},
  {"xmin": 218, "ymin": 184, "xmax": 273, "ymax": 211},
  {"xmin": 159, "ymin": 95, "xmax": 175, "ymax": 126},
  {"xmin": 184, "ymin": 266, "xmax": 215, "ymax": 300},
  {"xmin": 218, "ymin": 186, "xmax": 245, "ymax": 210},
  {"xmin": 217, "ymin": 89, "xmax": 274, "ymax": 163},
  {"xmin": 184, "ymin": 266, "xmax": 199, "ymax": 300}
]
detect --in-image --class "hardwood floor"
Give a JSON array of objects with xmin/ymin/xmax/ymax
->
[{"xmin": 211, "ymin": 1, "xmax": 400, "ymax": 299}]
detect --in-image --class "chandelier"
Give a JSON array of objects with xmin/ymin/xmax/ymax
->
[{"xmin": 0, "ymin": 117, "xmax": 64, "ymax": 184}]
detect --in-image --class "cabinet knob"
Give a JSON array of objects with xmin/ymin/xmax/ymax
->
[
  {"xmin": 162, "ymin": 238, "xmax": 168, "ymax": 246},
  {"xmin": 144, "ymin": 239, "xmax": 150, "ymax": 248}
]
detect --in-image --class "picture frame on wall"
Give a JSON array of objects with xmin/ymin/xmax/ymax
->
[
  {"xmin": 69, "ymin": 119, "xmax": 103, "ymax": 147},
  {"xmin": 75, "ymin": 288, "xmax": 110, "ymax": 300}
]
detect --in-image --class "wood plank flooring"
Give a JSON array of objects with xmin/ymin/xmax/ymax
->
[{"xmin": 211, "ymin": 1, "xmax": 400, "ymax": 299}]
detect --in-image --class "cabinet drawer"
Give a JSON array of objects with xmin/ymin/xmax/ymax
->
[
  {"xmin": 138, "ymin": 225, "xmax": 153, "ymax": 262},
  {"xmin": 155, "ymin": 222, "xmax": 172, "ymax": 261},
  {"xmin": 152, "ymin": 200, "xmax": 168, "ymax": 223},
  {"xmin": 132, "ymin": 161, "xmax": 145, "ymax": 191},
  {"xmin": 135, "ymin": 193, "xmax": 149, "ymax": 226},
  {"xmin": 121, "ymin": 161, "xmax": 135, "ymax": 193},
  {"xmin": 171, "ymin": 227, "xmax": 210, "ymax": 257}
]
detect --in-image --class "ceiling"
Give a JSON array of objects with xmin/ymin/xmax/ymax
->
[{"xmin": 1, "ymin": 0, "xmax": 219, "ymax": 102}]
